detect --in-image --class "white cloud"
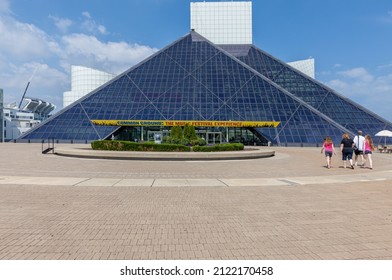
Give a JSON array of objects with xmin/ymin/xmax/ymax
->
[
  {"xmin": 60, "ymin": 33, "xmax": 158, "ymax": 74},
  {"xmin": 0, "ymin": 0, "xmax": 10, "ymax": 14},
  {"xmin": 0, "ymin": 62, "xmax": 69, "ymax": 105},
  {"xmin": 0, "ymin": 15, "xmax": 60, "ymax": 60},
  {"xmin": 49, "ymin": 15, "xmax": 73, "ymax": 33},
  {"xmin": 82, "ymin": 11, "xmax": 91, "ymax": 19},
  {"xmin": 325, "ymin": 67, "xmax": 392, "ymax": 121},
  {"xmin": 328, "ymin": 79, "xmax": 348, "ymax": 90},
  {"xmin": 378, "ymin": 10, "xmax": 392, "ymax": 24},
  {"xmin": 378, "ymin": 63, "xmax": 392, "ymax": 70},
  {"xmin": 337, "ymin": 67, "xmax": 374, "ymax": 83},
  {"xmin": 81, "ymin": 11, "xmax": 108, "ymax": 35},
  {"xmin": 0, "ymin": 7, "xmax": 158, "ymax": 109}
]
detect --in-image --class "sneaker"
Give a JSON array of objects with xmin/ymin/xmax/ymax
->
[{"xmin": 351, "ymin": 165, "xmax": 354, "ymax": 169}]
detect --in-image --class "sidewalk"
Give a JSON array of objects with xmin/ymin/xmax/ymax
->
[{"xmin": 1, "ymin": 143, "xmax": 392, "ymax": 260}]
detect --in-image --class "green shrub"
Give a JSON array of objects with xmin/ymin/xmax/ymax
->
[
  {"xmin": 170, "ymin": 126, "xmax": 183, "ymax": 140},
  {"xmin": 192, "ymin": 143, "xmax": 244, "ymax": 152},
  {"xmin": 164, "ymin": 137, "xmax": 182, "ymax": 145},
  {"xmin": 197, "ymin": 138, "xmax": 207, "ymax": 146},
  {"xmin": 91, "ymin": 141, "xmax": 243, "ymax": 153},
  {"xmin": 183, "ymin": 125, "xmax": 198, "ymax": 141},
  {"xmin": 180, "ymin": 138, "xmax": 190, "ymax": 146},
  {"xmin": 91, "ymin": 140, "xmax": 191, "ymax": 152},
  {"xmin": 190, "ymin": 138, "xmax": 206, "ymax": 146}
]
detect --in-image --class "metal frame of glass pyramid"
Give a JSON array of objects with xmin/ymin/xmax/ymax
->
[{"xmin": 18, "ymin": 31, "xmax": 392, "ymax": 146}]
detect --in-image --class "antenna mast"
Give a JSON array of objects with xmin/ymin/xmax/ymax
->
[{"xmin": 18, "ymin": 66, "xmax": 40, "ymax": 109}]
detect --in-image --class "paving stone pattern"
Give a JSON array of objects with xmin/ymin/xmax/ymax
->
[{"xmin": 1, "ymin": 143, "xmax": 392, "ymax": 260}]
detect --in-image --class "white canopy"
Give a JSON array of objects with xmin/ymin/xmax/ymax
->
[
  {"xmin": 375, "ymin": 130, "xmax": 392, "ymax": 137},
  {"xmin": 375, "ymin": 130, "xmax": 392, "ymax": 146}
]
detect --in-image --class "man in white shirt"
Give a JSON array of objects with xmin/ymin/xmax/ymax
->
[{"xmin": 353, "ymin": 130, "xmax": 365, "ymax": 166}]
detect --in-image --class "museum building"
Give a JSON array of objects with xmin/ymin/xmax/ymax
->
[{"xmin": 17, "ymin": 1, "xmax": 392, "ymax": 145}]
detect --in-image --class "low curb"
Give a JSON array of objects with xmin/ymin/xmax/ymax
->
[{"xmin": 54, "ymin": 145, "xmax": 275, "ymax": 161}]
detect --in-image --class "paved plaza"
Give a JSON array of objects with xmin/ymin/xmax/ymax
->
[{"xmin": 1, "ymin": 143, "xmax": 392, "ymax": 260}]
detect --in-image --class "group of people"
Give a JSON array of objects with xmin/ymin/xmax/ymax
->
[{"xmin": 320, "ymin": 131, "xmax": 375, "ymax": 169}]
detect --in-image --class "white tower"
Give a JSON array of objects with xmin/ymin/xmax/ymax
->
[
  {"xmin": 63, "ymin": 66, "xmax": 115, "ymax": 107},
  {"xmin": 190, "ymin": 1, "xmax": 252, "ymax": 45}
]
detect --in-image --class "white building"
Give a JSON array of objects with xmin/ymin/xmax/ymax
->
[
  {"xmin": 0, "ymin": 88, "xmax": 3, "ymax": 142},
  {"xmin": 287, "ymin": 58, "xmax": 315, "ymax": 79},
  {"xmin": 191, "ymin": 0, "xmax": 252, "ymax": 45},
  {"xmin": 63, "ymin": 65, "xmax": 115, "ymax": 108},
  {"xmin": 3, "ymin": 97, "xmax": 55, "ymax": 141},
  {"xmin": 191, "ymin": 1, "xmax": 315, "ymax": 79}
]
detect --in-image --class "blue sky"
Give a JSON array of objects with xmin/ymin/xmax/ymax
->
[{"xmin": 1, "ymin": 0, "xmax": 392, "ymax": 121}]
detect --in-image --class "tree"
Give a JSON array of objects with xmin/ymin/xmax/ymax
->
[
  {"xmin": 170, "ymin": 126, "xmax": 183, "ymax": 140},
  {"xmin": 183, "ymin": 125, "xmax": 197, "ymax": 141}
]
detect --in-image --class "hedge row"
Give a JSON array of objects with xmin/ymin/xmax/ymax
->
[
  {"xmin": 91, "ymin": 140, "xmax": 244, "ymax": 153},
  {"xmin": 192, "ymin": 143, "xmax": 244, "ymax": 152},
  {"xmin": 91, "ymin": 140, "xmax": 191, "ymax": 152}
]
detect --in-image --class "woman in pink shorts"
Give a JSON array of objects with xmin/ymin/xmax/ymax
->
[
  {"xmin": 321, "ymin": 136, "xmax": 336, "ymax": 169},
  {"xmin": 364, "ymin": 135, "xmax": 375, "ymax": 169}
]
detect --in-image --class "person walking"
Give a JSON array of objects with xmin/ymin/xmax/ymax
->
[
  {"xmin": 364, "ymin": 134, "xmax": 375, "ymax": 170},
  {"xmin": 353, "ymin": 130, "xmax": 365, "ymax": 166},
  {"xmin": 340, "ymin": 133, "xmax": 355, "ymax": 169},
  {"xmin": 321, "ymin": 136, "xmax": 336, "ymax": 169}
]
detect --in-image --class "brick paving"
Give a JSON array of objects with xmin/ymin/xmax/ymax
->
[{"xmin": 1, "ymin": 143, "xmax": 392, "ymax": 260}]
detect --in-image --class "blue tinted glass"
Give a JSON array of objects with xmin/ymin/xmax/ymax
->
[{"xmin": 20, "ymin": 32, "xmax": 392, "ymax": 145}]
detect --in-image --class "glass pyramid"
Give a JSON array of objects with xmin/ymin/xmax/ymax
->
[
  {"xmin": 19, "ymin": 31, "xmax": 392, "ymax": 145},
  {"xmin": 220, "ymin": 44, "xmax": 392, "ymax": 142}
]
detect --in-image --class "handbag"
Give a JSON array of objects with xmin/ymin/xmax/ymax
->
[{"xmin": 353, "ymin": 135, "xmax": 359, "ymax": 151}]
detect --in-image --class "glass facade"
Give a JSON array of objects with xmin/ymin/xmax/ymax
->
[
  {"xmin": 219, "ymin": 44, "xmax": 392, "ymax": 144},
  {"xmin": 114, "ymin": 126, "xmax": 267, "ymax": 146},
  {"xmin": 18, "ymin": 31, "xmax": 392, "ymax": 145},
  {"xmin": 0, "ymin": 88, "xmax": 3, "ymax": 142}
]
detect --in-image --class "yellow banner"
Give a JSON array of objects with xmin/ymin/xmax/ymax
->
[{"xmin": 91, "ymin": 120, "xmax": 280, "ymax": 128}]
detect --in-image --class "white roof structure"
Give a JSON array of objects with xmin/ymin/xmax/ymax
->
[{"xmin": 21, "ymin": 97, "xmax": 56, "ymax": 115}]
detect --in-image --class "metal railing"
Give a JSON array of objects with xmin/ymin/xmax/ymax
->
[{"xmin": 42, "ymin": 137, "xmax": 55, "ymax": 154}]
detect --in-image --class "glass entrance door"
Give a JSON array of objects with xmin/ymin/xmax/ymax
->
[
  {"xmin": 147, "ymin": 130, "xmax": 169, "ymax": 142},
  {"xmin": 207, "ymin": 132, "xmax": 222, "ymax": 144}
]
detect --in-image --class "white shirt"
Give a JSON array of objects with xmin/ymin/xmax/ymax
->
[{"xmin": 353, "ymin": 135, "xmax": 365, "ymax": 151}]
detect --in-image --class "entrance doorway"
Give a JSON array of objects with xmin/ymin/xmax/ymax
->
[
  {"xmin": 207, "ymin": 132, "xmax": 222, "ymax": 144},
  {"xmin": 147, "ymin": 130, "xmax": 169, "ymax": 142}
]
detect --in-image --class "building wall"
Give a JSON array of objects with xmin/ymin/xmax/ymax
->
[
  {"xmin": 0, "ymin": 88, "xmax": 3, "ymax": 142},
  {"xmin": 3, "ymin": 107, "xmax": 40, "ymax": 141},
  {"xmin": 63, "ymin": 65, "xmax": 115, "ymax": 108},
  {"xmin": 191, "ymin": 1, "xmax": 252, "ymax": 44}
]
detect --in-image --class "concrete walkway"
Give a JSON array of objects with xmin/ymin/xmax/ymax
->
[
  {"xmin": 1, "ymin": 143, "xmax": 392, "ymax": 260},
  {"xmin": 1, "ymin": 170, "xmax": 392, "ymax": 188}
]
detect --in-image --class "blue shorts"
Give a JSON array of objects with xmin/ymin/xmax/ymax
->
[
  {"xmin": 365, "ymin": 150, "xmax": 372, "ymax": 155},
  {"xmin": 325, "ymin": 151, "xmax": 333, "ymax": 157},
  {"xmin": 342, "ymin": 151, "xmax": 353, "ymax": 160}
]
